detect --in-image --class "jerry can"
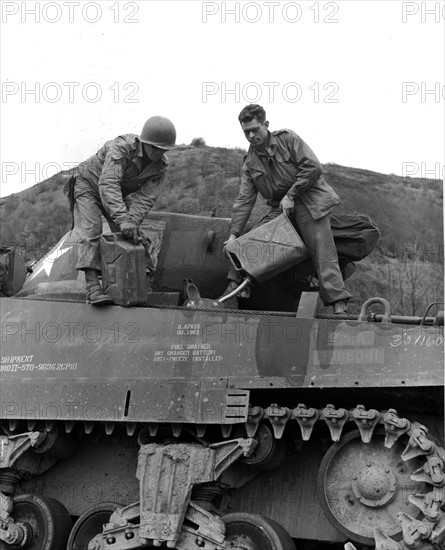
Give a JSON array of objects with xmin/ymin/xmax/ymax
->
[
  {"xmin": 225, "ymin": 214, "xmax": 309, "ymax": 283},
  {"xmin": 100, "ymin": 233, "xmax": 147, "ymax": 306}
]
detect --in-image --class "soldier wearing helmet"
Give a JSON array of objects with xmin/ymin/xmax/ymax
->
[{"xmin": 72, "ymin": 116, "xmax": 176, "ymax": 305}]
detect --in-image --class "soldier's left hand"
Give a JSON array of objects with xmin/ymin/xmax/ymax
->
[
  {"xmin": 137, "ymin": 227, "xmax": 151, "ymax": 247},
  {"xmin": 120, "ymin": 222, "xmax": 140, "ymax": 245},
  {"xmin": 280, "ymin": 195, "xmax": 294, "ymax": 217}
]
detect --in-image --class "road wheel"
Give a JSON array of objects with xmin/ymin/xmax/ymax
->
[
  {"xmin": 66, "ymin": 502, "xmax": 122, "ymax": 550},
  {"xmin": 10, "ymin": 493, "xmax": 72, "ymax": 550},
  {"xmin": 222, "ymin": 512, "xmax": 296, "ymax": 550}
]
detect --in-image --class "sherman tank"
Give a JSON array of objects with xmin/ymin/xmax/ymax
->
[{"xmin": 0, "ymin": 211, "xmax": 443, "ymax": 550}]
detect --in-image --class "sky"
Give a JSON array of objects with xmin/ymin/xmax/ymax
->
[{"xmin": 0, "ymin": 0, "xmax": 444, "ymax": 197}]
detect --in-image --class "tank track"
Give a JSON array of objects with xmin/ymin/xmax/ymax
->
[
  {"xmin": 240, "ymin": 403, "xmax": 445, "ymax": 550},
  {"xmin": 2, "ymin": 404, "xmax": 444, "ymax": 549}
]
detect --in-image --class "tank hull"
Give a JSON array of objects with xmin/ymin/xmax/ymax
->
[
  {"xmin": 1, "ymin": 297, "xmax": 443, "ymax": 546},
  {"xmin": 2, "ymin": 299, "xmax": 443, "ymax": 412}
]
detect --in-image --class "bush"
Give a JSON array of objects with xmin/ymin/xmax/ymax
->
[{"xmin": 190, "ymin": 137, "xmax": 206, "ymax": 147}]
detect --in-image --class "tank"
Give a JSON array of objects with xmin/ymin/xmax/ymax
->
[{"xmin": 0, "ymin": 211, "xmax": 443, "ymax": 550}]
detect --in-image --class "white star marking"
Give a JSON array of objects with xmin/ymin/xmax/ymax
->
[{"xmin": 28, "ymin": 234, "xmax": 71, "ymax": 280}]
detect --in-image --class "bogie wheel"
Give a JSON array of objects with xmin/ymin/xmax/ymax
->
[
  {"xmin": 66, "ymin": 502, "xmax": 122, "ymax": 550},
  {"xmin": 10, "ymin": 493, "xmax": 72, "ymax": 550},
  {"xmin": 237, "ymin": 423, "xmax": 287, "ymax": 471},
  {"xmin": 262, "ymin": 518, "xmax": 297, "ymax": 550},
  {"xmin": 222, "ymin": 512, "xmax": 296, "ymax": 550},
  {"xmin": 317, "ymin": 429, "xmax": 426, "ymax": 546}
]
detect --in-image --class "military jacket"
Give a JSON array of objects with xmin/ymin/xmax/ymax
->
[
  {"xmin": 77, "ymin": 133, "xmax": 168, "ymax": 227},
  {"xmin": 230, "ymin": 129, "xmax": 340, "ymax": 236}
]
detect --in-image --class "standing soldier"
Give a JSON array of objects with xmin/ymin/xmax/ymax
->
[
  {"xmin": 71, "ymin": 116, "xmax": 176, "ymax": 305},
  {"xmin": 222, "ymin": 104, "xmax": 351, "ymax": 313}
]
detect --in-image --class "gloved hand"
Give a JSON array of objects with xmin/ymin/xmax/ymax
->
[
  {"xmin": 223, "ymin": 234, "xmax": 237, "ymax": 257},
  {"xmin": 120, "ymin": 222, "xmax": 139, "ymax": 244},
  {"xmin": 223, "ymin": 234, "xmax": 237, "ymax": 248},
  {"xmin": 280, "ymin": 195, "xmax": 295, "ymax": 217},
  {"xmin": 137, "ymin": 227, "xmax": 151, "ymax": 247}
]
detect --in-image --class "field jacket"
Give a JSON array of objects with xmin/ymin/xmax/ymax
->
[
  {"xmin": 230, "ymin": 129, "xmax": 340, "ymax": 236},
  {"xmin": 77, "ymin": 133, "xmax": 168, "ymax": 227}
]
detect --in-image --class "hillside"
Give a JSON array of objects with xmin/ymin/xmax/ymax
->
[{"xmin": 0, "ymin": 144, "xmax": 443, "ymax": 315}]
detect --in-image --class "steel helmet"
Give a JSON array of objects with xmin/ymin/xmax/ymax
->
[{"xmin": 139, "ymin": 116, "xmax": 176, "ymax": 149}]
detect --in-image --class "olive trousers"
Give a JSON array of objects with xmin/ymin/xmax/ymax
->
[{"xmin": 73, "ymin": 178, "xmax": 155, "ymax": 274}]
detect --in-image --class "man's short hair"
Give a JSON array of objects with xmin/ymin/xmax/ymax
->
[{"xmin": 238, "ymin": 104, "xmax": 266, "ymax": 124}]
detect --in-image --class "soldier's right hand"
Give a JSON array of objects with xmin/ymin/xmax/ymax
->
[
  {"xmin": 223, "ymin": 234, "xmax": 237, "ymax": 257},
  {"xmin": 223, "ymin": 234, "xmax": 237, "ymax": 248},
  {"xmin": 120, "ymin": 222, "xmax": 139, "ymax": 244}
]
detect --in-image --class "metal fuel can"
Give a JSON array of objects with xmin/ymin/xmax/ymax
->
[
  {"xmin": 100, "ymin": 233, "xmax": 147, "ymax": 306},
  {"xmin": 224, "ymin": 213, "xmax": 309, "ymax": 283}
]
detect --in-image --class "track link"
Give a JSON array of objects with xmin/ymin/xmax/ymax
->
[
  {"xmin": 245, "ymin": 403, "xmax": 445, "ymax": 550},
  {"xmin": 1, "ymin": 404, "xmax": 443, "ymax": 549}
]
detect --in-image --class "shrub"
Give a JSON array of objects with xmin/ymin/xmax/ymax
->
[{"xmin": 190, "ymin": 137, "xmax": 206, "ymax": 147}]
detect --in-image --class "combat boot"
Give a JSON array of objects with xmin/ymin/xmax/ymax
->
[
  {"xmin": 84, "ymin": 270, "xmax": 113, "ymax": 306},
  {"xmin": 332, "ymin": 300, "xmax": 348, "ymax": 314}
]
